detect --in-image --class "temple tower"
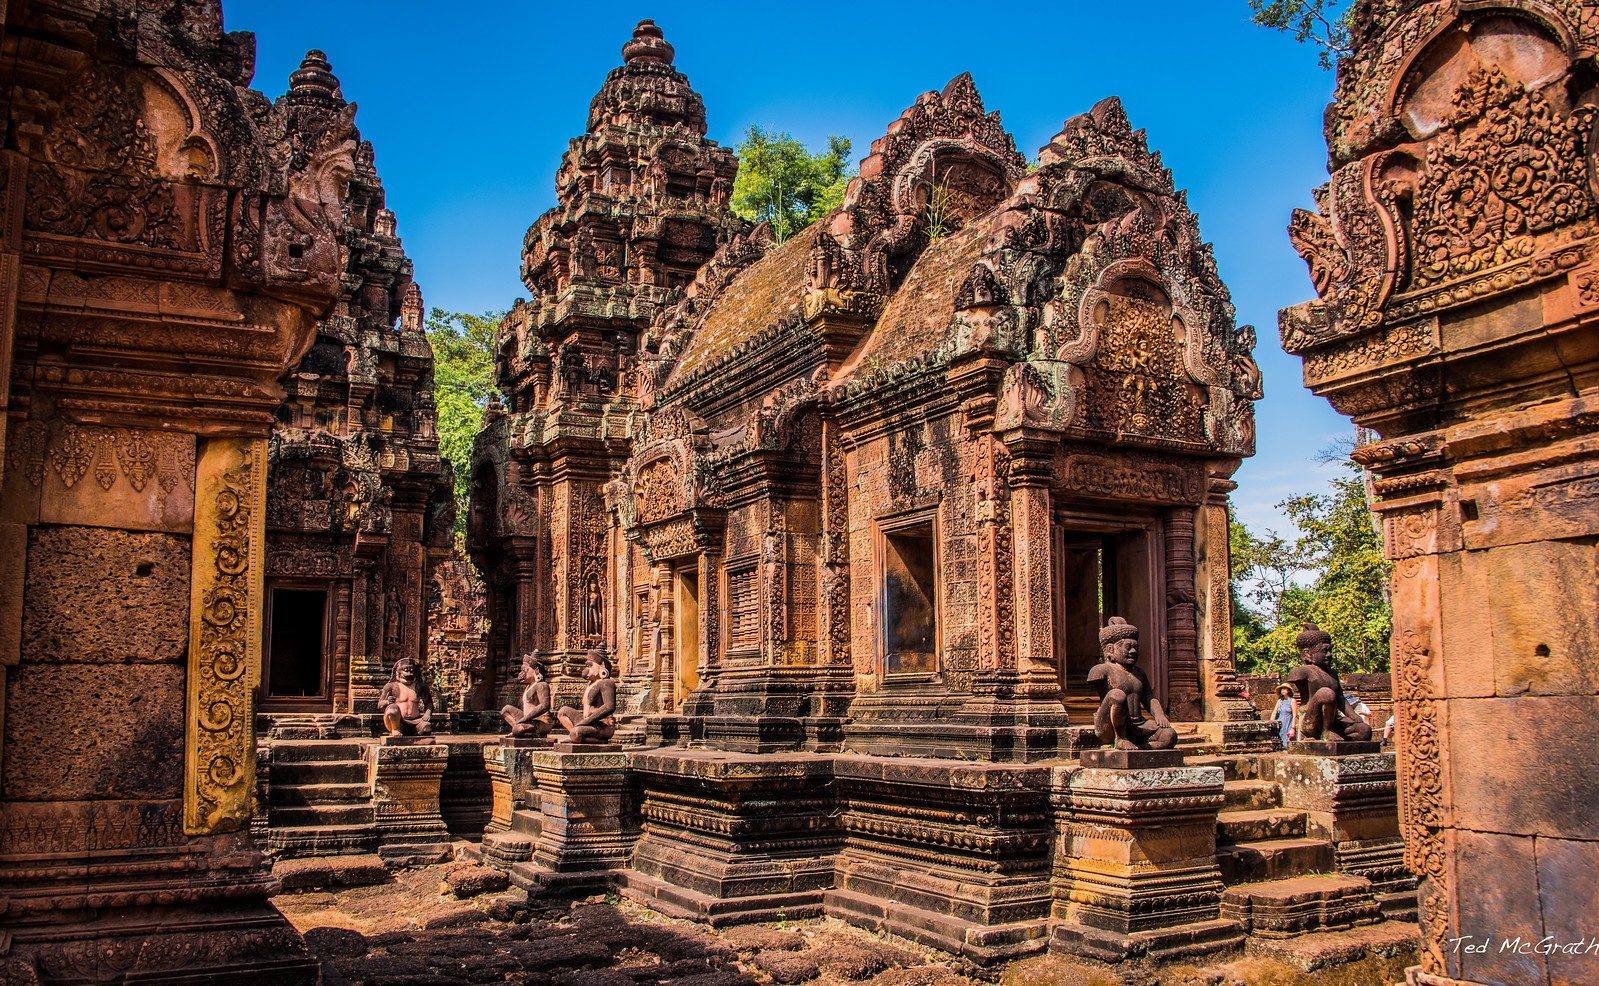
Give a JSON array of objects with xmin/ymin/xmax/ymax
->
[
  {"xmin": 262, "ymin": 51, "xmax": 454, "ymax": 719},
  {"xmin": 469, "ymin": 20, "xmax": 744, "ymax": 703}
]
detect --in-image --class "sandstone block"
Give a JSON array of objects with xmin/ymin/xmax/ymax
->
[
  {"xmin": 3, "ymin": 662, "xmax": 184, "ymax": 799},
  {"xmin": 22, "ymin": 526, "xmax": 190, "ymax": 664}
]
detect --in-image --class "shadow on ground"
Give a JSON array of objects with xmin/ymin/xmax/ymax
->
[{"xmin": 272, "ymin": 861, "xmax": 1415, "ymax": 986}]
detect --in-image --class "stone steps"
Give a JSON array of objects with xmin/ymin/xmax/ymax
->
[
  {"xmin": 268, "ymin": 822, "xmax": 379, "ymax": 857},
  {"xmin": 1244, "ymin": 919, "xmax": 1421, "ymax": 971},
  {"xmin": 269, "ymin": 804, "xmax": 376, "ymax": 828},
  {"xmin": 269, "ymin": 782, "xmax": 370, "ymax": 805},
  {"xmin": 1221, "ymin": 873, "xmax": 1381, "ymax": 938},
  {"xmin": 267, "ymin": 740, "xmax": 368, "ymax": 762},
  {"xmin": 263, "ymin": 738, "xmax": 380, "ymax": 860},
  {"xmin": 271, "ymin": 759, "xmax": 370, "ymax": 786},
  {"xmin": 1223, "ymin": 779, "xmax": 1281, "ymax": 811},
  {"xmin": 509, "ymin": 808, "xmax": 542, "ymax": 837},
  {"xmin": 1217, "ymin": 808, "xmax": 1308, "ymax": 843},
  {"xmin": 1217, "ymin": 837, "xmax": 1334, "ymax": 885},
  {"xmin": 1185, "ymin": 753, "xmax": 1264, "ymax": 782}
]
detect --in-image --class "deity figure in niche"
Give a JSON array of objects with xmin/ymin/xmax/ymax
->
[
  {"xmin": 385, "ymin": 589, "xmax": 402, "ymax": 647},
  {"xmin": 580, "ymin": 573, "xmax": 603, "ymax": 638},
  {"xmin": 557, "ymin": 648, "xmax": 616, "ymax": 743},
  {"xmin": 502, "ymin": 651, "xmax": 553, "ymax": 737},
  {"xmin": 379, "ymin": 656, "xmax": 434, "ymax": 738},
  {"xmin": 1285, "ymin": 623, "xmax": 1372, "ymax": 742},
  {"xmin": 1088, "ymin": 618, "xmax": 1177, "ymax": 751}
]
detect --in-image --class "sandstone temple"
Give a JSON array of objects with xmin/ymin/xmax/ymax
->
[{"xmin": 0, "ymin": 3, "xmax": 1591, "ymax": 986}]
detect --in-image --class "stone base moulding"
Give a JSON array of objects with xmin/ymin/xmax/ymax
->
[
  {"xmin": 1049, "ymin": 762, "xmax": 1243, "ymax": 963},
  {"xmin": 623, "ymin": 748, "xmax": 839, "ymax": 925},
  {"xmin": 828, "ymin": 756, "xmax": 1056, "ymax": 964}
]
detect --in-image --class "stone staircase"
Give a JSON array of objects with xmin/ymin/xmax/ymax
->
[
  {"xmin": 1190, "ymin": 752, "xmax": 1416, "ymax": 966},
  {"xmin": 475, "ymin": 804, "xmax": 541, "ymax": 878},
  {"xmin": 263, "ymin": 740, "xmax": 379, "ymax": 858}
]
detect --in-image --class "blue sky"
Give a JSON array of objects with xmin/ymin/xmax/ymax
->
[{"xmin": 225, "ymin": 1, "xmax": 1354, "ymax": 536}]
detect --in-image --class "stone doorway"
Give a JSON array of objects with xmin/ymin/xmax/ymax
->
[
  {"xmin": 674, "ymin": 567, "xmax": 700, "ymax": 706},
  {"xmin": 264, "ymin": 583, "xmax": 334, "ymax": 709},
  {"xmin": 1052, "ymin": 513, "xmax": 1165, "ymax": 722}
]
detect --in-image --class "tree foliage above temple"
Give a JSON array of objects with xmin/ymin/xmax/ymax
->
[
  {"xmin": 731, "ymin": 126, "xmax": 854, "ymax": 242},
  {"xmin": 427, "ymin": 307, "xmax": 501, "ymax": 532},
  {"xmin": 1232, "ymin": 464, "xmax": 1392, "ymax": 673}
]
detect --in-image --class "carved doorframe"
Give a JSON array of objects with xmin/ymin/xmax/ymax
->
[
  {"xmin": 1049, "ymin": 501, "xmax": 1168, "ymax": 711},
  {"xmin": 260, "ymin": 578, "xmax": 336, "ymax": 711}
]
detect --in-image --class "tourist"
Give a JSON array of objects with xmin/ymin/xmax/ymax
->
[
  {"xmin": 1272, "ymin": 683, "xmax": 1297, "ymax": 746},
  {"xmin": 1383, "ymin": 714, "xmax": 1396, "ymax": 745},
  {"xmin": 1345, "ymin": 690, "xmax": 1373, "ymax": 726}
]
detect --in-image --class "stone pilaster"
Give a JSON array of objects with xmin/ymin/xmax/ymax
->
[
  {"xmin": 186, "ymin": 437, "xmax": 269, "ymax": 835},
  {"xmin": 945, "ymin": 430, "xmax": 1070, "ymax": 761}
]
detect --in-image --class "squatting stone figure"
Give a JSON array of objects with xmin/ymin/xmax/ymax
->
[
  {"xmin": 502, "ymin": 651, "xmax": 553, "ymax": 737},
  {"xmin": 1089, "ymin": 617, "xmax": 1177, "ymax": 751},
  {"xmin": 1285, "ymin": 623, "xmax": 1372, "ymax": 742},
  {"xmin": 379, "ymin": 656, "xmax": 434, "ymax": 737},
  {"xmin": 557, "ymin": 649, "xmax": 617, "ymax": 744}
]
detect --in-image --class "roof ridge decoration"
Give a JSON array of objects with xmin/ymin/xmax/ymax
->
[
  {"xmin": 815, "ymin": 73, "xmax": 1027, "ymax": 300},
  {"xmin": 929, "ymin": 95, "xmax": 1257, "ymax": 456}
]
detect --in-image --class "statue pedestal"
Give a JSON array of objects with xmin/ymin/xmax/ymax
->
[
  {"xmin": 1286, "ymin": 740, "xmax": 1381, "ymax": 755},
  {"xmin": 368, "ymin": 743, "xmax": 451, "ymax": 866},
  {"xmin": 1266, "ymin": 751, "xmax": 1414, "ymax": 917},
  {"xmin": 1079, "ymin": 748, "xmax": 1185, "ymax": 769},
  {"xmin": 624, "ymin": 749, "xmax": 837, "ymax": 924},
  {"xmin": 505, "ymin": 746, "xmax": 635, "ymax": 895},
  {"xmin": 1049, "ymin": 762, "xmax": 1242, "ymax": 963}
]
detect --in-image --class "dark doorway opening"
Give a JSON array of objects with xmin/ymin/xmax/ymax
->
[
  {"xmin": 1055, "ymin": 521, "xmax": 1160, "ymax": 720},
  {"xmin": 266, "ymin": 587, "xmax": 328, "ymax": 702}
]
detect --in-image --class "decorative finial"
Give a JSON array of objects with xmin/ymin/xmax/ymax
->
[
  {"xmin": 289, "ymin": 49, "xmax": 339, "ymax": 94},
  {"xmin": 622, "ymin": 19, "xmax": 674, "ymax": 66}
]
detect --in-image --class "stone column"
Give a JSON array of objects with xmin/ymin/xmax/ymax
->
[
  {"xmin": 679, "ymin": 550, "xmax": 720, "ymax": 717},
  {"xmin": 1009, "ymin": 443, "xmax": 1055, "ymax": 682},
  {"xmin": 1162, "ymin": 506, "xmax": 1203, "ymax": 721},
  {"xmin": 348, "ymin": 558, "xmax": 377, "ymax": 709},
  {"xmin": 1049, "ymin": 760, "xmax": 1241, "ymax": 962},
  {"xmin": 332, "ymin": 580, "xmax": 352, "ymax": 713}
]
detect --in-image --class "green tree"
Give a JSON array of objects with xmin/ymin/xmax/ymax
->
[
  {"xmin": 1248, "ymin": 0, "xmax": 1355, "ymax": 69},
  {"xmin": 426, "ymin": 307, "xmax": 500, "ymax": 533},
  {"xmin": 731, "ymin": 126, "xmax": 853, "ymax": 242},
  {"xmin": 1229, "ymin": 464, "xmax": 1392, "ymax": 673}
]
